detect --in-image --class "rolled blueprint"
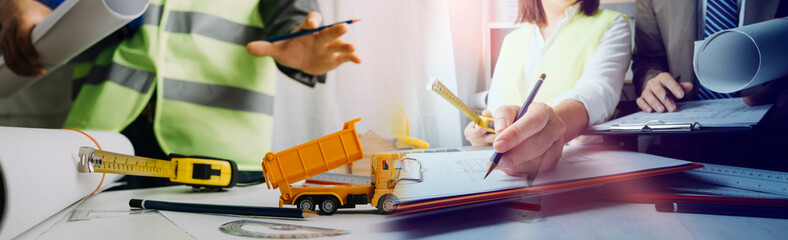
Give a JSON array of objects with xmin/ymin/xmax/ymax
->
[
  {"xmin": 0, "ymin": 127, "xmax": 133, "ymax": 239},
  {"xmin": 694, "ymin": 18, "xmax": 788, "ymax": 93},
  {"xmin": 0, "ymin": 0, "xmax": 149, "ymax": 98}
]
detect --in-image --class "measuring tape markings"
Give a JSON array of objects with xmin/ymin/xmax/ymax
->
[
  {"xmin": 79, "ymin": 147, "xmax": 237, "ymax": 188},
  {"xmin": 89, "ymin": 150, "xmax": 175, "ymax": 178},
  {"xmin": 428, "ymin": 78, "xmax": 495, "ymax": 133}
]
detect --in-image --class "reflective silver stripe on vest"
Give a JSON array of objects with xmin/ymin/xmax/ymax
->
[
  {"xmin": 162, "ymin": 78, "xmax": 274, "ymax": 115},
  {"xmin": 143, "ymin": 4, "xmax": 163, "ymax": 25},
  {"xmin": 79, "ymin": 63, "xmax": 155, "ymax": 93},
  {"xmin": 165, "ymin": 11, "xmax": 265, "ymax": 46}
]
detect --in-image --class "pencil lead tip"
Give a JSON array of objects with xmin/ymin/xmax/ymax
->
[
  {"xmin": 352, "ymin": 19, "xmax": 360, "ymax": 23},
  {"xmin": 484, "ymin": 161, "xmax": 498, "ymax": 179}
]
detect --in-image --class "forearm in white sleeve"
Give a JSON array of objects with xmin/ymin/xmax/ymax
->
[{"xmin": 553, "ymin": 16, "xmax": 632, "ymax": 126}]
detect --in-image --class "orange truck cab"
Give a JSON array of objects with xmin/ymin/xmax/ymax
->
[{"xmin": 262, "ymin": 119, "xmax": 422, "ymax": 215}]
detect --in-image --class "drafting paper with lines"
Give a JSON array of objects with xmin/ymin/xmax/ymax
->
[{"xmin": 395, "ymin": 146, "xmax": 692, "ymax": 202}]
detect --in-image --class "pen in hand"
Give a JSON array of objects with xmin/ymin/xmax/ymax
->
[
  {"xmin": 264, "ymin": 19, "xmax": 360, "ymax": 42},
  {"xmin": 664, "ymin": 76, "xmax": 682, "ymax": 101},
  {"xmin": 484, "ymin": 73, "xmax": 546, "ymax": 179}
]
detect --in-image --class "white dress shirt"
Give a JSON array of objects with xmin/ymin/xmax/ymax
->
[{"xmin": 487, "ymin": 4, "xmax": 632, "ymax": 126}]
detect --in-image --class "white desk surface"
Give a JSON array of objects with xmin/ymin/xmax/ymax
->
[{"xmin": 32, "ymin": 183, "xmax": 788, "ymax": 240}]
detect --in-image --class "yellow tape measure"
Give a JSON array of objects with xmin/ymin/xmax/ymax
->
[
  {"xmin": 78, "ymin": 146, "xmax": 237, "ymax": 189},
  {"xmin": 428, "ymin": 78, "xmax": 495, "ymax": 133}
]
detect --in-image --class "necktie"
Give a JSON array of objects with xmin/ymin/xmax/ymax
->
[
  {"xmin": 37, "ymin": 0, "xmax": 65, "ymax": 9},
  {"xmin": 698, "ymin": 0, "xmax": 739, "ymax": 99}
]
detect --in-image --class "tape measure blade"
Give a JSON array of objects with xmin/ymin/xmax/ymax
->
[
  {"xmin": 429, "ymin": 78, "xmax": 483, "ymax": 125},
  {"xmin": 91, "ymin": 150, "xmax": 175, "ymax": 178}
]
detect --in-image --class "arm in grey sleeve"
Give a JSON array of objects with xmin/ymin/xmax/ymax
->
[
  {"xmin": 259, "ymin": 0, "xmax": 326, "ymax": 87},
  {"xmin": 631, "ymin": 0, "xmax": 669, "ymax": 93}
]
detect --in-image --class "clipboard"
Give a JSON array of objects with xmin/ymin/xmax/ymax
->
[
  {"xmin": 587, "ymin": 98, "xmax": 773, "ymax": 135},
  {"xmin": 389, "ymin": 146, "xmax": 703, "ymax": 215},
  {"xmin": 610, "ymin": 120, "xmax": 700, "ymax": 132}
]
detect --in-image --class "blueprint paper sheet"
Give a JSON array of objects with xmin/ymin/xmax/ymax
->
[{"xmin": 395, "ymin": 145, "xmax": 692, "ymax": 202}]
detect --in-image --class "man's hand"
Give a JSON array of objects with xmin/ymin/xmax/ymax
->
[
  {"xmin": 744, "ymin": 79, "xmax": 788, "ymax": 106},
  {"xmin": 246, "ymin": 12, "xmax": 361, "ymax": 75},
  {"xmin": 636, "ymin": 72, "xmax": 693, "ymax": 113},
  {"xmin": 0, "ymin": 0, "xmax": 51, "ymax": 77},
  {"xmin": 492, "ymin": 103, "xmax": 565, "ymax": 177},
  {"xmin": 464, "ymin": 110, "xmax": 496, "ymax": 146}
]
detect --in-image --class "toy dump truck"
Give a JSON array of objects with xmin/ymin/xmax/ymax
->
[{"xmin": 262, "ymin": 118, "xmax": 422, "ymax": 215}]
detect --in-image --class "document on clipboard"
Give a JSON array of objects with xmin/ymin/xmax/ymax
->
[
  {"xmin": 590, "ymin": 98, "xmax": 773, "ymax": 133},
  {"xmin": 391, "ymin": 145, "xmax": 701, "ymax": 215}
]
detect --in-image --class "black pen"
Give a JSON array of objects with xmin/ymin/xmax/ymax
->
[
  {"xmin": 484, "ymin": 73, "xmax": 546, "ymax": 179},
  {"xmin": 656, "ymin": 202, "xmax": 788, "ymax": 219},
  {"xmin": 129, "ymin": 199, "xmax": 318, "ymax": 218},
  {"xmin": 264, "ymin": 19, "xmax": 359, "ymax": 42}
]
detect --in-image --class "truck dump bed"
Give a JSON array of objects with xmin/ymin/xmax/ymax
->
[{"xmin": 262, "ymin": 119, "xmax": 364, "ymax": 191}]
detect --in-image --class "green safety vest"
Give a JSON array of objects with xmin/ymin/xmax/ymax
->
[
  {"xmin": 490, "ymin": 9, "xmax": 627, "ymax": 108},
  {"xmin": 65, "ymin": 0, "xmax": 277, "ymax": 170}
]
